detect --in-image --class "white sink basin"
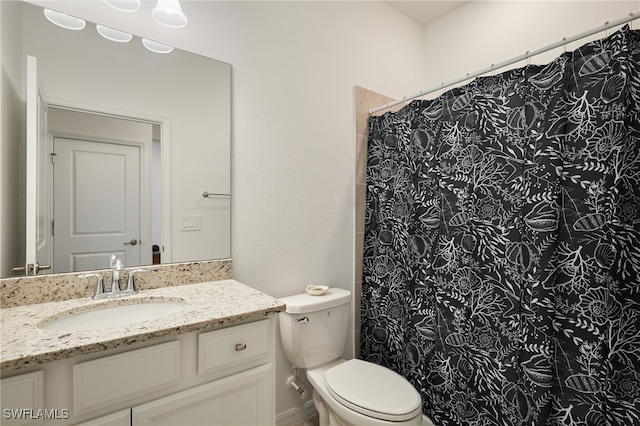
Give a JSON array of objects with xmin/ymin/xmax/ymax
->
[{"xmin": 40, "ymin": 299, "xmax": 187, "ymax": 332}]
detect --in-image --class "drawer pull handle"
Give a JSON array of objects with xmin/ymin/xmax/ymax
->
[{"xmin": 235, "ymin": 343, "xmax": 247, "ymax": 352}]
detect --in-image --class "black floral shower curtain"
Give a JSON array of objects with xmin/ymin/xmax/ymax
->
[{"xmin": 361, "ymin": 26, "xmax": 640, "ymax": 425}]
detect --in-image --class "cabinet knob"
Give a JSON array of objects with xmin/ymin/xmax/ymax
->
[{"xmin": 235, "ymin": 343, "xmax": 247, "ymax": 352}]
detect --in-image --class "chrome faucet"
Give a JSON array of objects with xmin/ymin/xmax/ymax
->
[
  {"xmin": 78, "ymin": 255, "xmax": 145, "ymax": 299},
  {"xmin": 110, "ymin": 256, "xmax": 124, "ymax": 295}
]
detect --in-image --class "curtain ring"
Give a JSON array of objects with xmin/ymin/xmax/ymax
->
[
  {"xmin": 525, "ymin": 51, "xmax": 531, "ymax": 66},
  {"xmin": 630, "ymin": 14, "xmax": 634, "ymax": 30},
  {"xmin": 605, "ymin": 21, "xmax": 611, "ymax": 37},
  {"xmin": 562, "ymin": 37, "xmax": 567, "ymax": 54}
]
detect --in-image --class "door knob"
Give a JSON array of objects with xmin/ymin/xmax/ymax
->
[
  {"xmin": 34, "ymin": 263, "xmax": 51, "ymax": 273},
  {"xmin": 12, "ymin": 263, "xmax": 51, "ymax": 275},
  {"xmin": 124, "ymin": 239, "xmax": 139, "ymax": 246}
]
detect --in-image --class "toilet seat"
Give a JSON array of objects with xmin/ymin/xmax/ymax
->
[{"xmin": 324, "ymin": 359, "xmax": 422, "ymax": 422}]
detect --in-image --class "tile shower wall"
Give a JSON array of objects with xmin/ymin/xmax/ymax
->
[{"xmin": 354, "ymin": 86, "xmax": 401, "ymax": 358}]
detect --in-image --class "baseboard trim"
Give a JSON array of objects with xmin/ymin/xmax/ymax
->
[{"xmin": 276, "ymin": 400, "xmax": 317, "ymax": 426}]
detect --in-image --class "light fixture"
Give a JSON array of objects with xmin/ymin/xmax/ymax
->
[
  {"xmin": 96, "ymin": 25, "xmax": 133, "ymax": 43},
  {"xmin": 102, "ymin": 0, "xmax": 141, "ymax": 13},
  {"xmin": 152, "ymin": 0, "xmax": 188, "ymax": 29},
  {"xmin": 142, "ymin": 38, "xmax": 174, "ymax": 54},
  {"xmin": 43, "ymin": 9, "xmax": 86, "ymax": 31}
]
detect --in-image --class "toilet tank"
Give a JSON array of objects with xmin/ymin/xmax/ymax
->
[{"xmin": 279, "ymin": 288, "xmax": 351, "ymax": 369}]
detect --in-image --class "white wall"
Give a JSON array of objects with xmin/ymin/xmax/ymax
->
[
  {"xmin": 18, "ymin": 0, "xmax": 426, "ymax": 419},
  {"xmin": 218, "ymin": 3, "xmax": 425, "ymax": 416},
  {"xmin": 178, "ymin": 2, "xmax": 425, "ymax": 417},
  {"xmin": 422, "ymin": 1, "xmax": 638, "ymax": 97}
]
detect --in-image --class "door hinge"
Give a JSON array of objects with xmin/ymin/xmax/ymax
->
[
  {"xmin": 52, "ymin": 220, "xmax": 54, "ymax": 237},
  {"xmin": 50, "ymin": 152, "xmax": 56, "ymax": 164}
]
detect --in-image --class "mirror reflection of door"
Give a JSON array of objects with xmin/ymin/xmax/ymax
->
[
  {"xmin": 47, "ymin": 108, "xmax": 157, "ymax": 274},
  {"xmin": 53, "ymin": 138, "xmax": 141, "ymax": 273},
  {"xmin": 20, "ymin": 55, "xmax": 53, "ymax": 276}
]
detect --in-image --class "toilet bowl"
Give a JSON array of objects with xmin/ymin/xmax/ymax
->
[
  {"xmin": 307, "ymin": 359, "xmax": 422, "ymax": 426},
  {"xmin": 278, "ymin": 288, "xmax": 422, "ymax": 426}
]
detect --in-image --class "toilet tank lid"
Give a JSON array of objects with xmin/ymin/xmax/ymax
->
[{"xmin": 279, "ymin": 288, "xmax": 351, "ymax": 314}]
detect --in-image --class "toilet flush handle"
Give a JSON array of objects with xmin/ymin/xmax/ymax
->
[{"xmin": 296, "ymin": 317, "xmax": 309, "ymax": 324}]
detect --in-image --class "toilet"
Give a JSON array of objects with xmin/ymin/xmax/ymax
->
[{"xmin": 279, "ymin": 288, "xmax": 422, "ymax": 426}]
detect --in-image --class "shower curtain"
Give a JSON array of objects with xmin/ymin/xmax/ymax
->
[{"xmin": 361, "ymin": 26, "xmax": 640, "ymax": 425}]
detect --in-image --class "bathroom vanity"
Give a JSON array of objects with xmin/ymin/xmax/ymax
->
[{"xmin": 0, "ymin": 278, "xmax": 285, "ymax": 425}]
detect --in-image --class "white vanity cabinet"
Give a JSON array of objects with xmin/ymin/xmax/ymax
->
[
  {"xmin": 78, "ymin": 365, "xmax": 272, "ymax": 426},
  {"xmin": 1, "ymin": 318, "xmax": 276, "ymax": 426},
  {"xmin": 131, "ymin": 320, "xmax": 274, "ymax": 426}
]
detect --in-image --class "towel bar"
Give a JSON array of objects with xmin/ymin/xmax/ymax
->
[{"xmin": 202, "ymin": 191, "xmax": 230, "ymax": 198}]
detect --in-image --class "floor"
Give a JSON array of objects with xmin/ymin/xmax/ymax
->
[{"xmin": 293, "ymin": 413, "xmax": 319, "ymax": 426}]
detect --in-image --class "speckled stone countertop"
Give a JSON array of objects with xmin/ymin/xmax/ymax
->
[
  {"xmin": 1, "ymin": 259, "xmax": 233, "ymax": 308},
  {"xmin": 1, "ymin": 279, "xmax": 285, "ymax": 372}
]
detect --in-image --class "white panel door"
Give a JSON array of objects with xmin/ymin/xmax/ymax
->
[{"xmin": 53, "ymin": 138, "xmax": 140, "ymax": 273}]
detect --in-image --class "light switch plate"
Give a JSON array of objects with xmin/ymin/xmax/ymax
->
[{"xmin": 180, "ymin": 215, "xmax": 201, "ymax": 231}]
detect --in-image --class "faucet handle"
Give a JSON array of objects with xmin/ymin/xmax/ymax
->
[
  {"xmin": 125, "ymin": 269, "xmax": 147, "ymax": 294},
  {"xmin": 111, "ymin": 258, "xmax": 124, "ymax": 295},
  {"xmin": 78, "ymin": 273, "xmax": 106, "ymax": 299}
]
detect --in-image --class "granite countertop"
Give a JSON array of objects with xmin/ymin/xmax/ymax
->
[{"xmin": 1, "ymin": 280, "xmax": 286, "ymax": 372}]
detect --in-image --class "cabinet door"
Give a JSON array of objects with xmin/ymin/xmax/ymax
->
[
  {"xmin": 132, "ymin": 364, "xmax": 273, "ymax": 426},
  {"xmin": 0, "ymin": 371, "xmax": 43, "ymax": 426},
  {"xmin": 73, "ymin": 409, "xmax": 130, "ymax": 426}
]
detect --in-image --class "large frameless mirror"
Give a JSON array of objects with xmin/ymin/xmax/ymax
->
[{"xmin": 1, "ymin": 1, "xmax": 231, "ymax": 278}]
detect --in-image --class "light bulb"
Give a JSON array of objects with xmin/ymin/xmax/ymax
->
[
  {"xmin": 102, "ymin": 0, "xmax": 141, "ymax": 13},
  {"xmin": 96, "ymin": 25, "xmax": 133, "ymax": 43},
  {"xmin": 43, "ymin": 9, "xmax": 86, "ymax": 31},
  {"xmin": 142, "ymin": 39, "xmax": 174, "ymax": 54},
  {"xmin": 152, "ymin": 0, "xmax": 188, "ymax": 29}
]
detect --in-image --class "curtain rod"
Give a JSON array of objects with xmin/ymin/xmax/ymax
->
[{"xmin": 370, "ymin": 12, "xmax": 639, "ymax": 115}]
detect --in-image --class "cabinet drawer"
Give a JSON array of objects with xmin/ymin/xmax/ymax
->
[
  {"xmin": 198, "ymin": 320, "xmax": 269, "ymax": 375},
  {"xmin": 73, "ymin": 341, "xmax": 180, "ymax": 415}
]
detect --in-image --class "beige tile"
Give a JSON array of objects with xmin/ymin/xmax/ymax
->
[
  {"xmin": 354, "ymin": 280, "xmax": 362, "ymax": 331},
  {"xmin": 354, "ymin": 86, "xmax": 370, "ymax": 137},
  {"xmin": 356, "ymin": 134, "xmax": 368, "ymax": 185},
  {"xmin": 355, "ymin": 231, "xmax": 364, "ymax": 282},
  {"xmin": 355, "ymin": 184, "xmax": 367, "ymax": 234},
  {"xmin": 354, "ymin": 85, "xmax": 395, "ymax": 136}
]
